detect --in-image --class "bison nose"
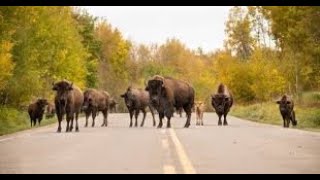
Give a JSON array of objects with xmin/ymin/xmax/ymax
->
[{"xmin": 151, "ymin": 98, "xmax": 158, "ymax": 104}]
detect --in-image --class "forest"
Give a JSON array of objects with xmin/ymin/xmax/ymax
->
[{"xmin": 0, "ymin": 6, "xmax": 319, "ymax": 134}]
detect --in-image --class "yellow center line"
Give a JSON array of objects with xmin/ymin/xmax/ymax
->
[{"xmin": 169, "ymin": 128, "xmax": 196, "ymax": 174}]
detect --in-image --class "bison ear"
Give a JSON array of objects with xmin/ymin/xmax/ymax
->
[
  {"xmin": 120, "ymin": 94, "xmax": 125, "ymax": 98},
  {"xmin": 276, "ymin": 100, "xmax": 281, "ymax": 104},
  {"xmin": 286, "ymin": 101, "xmax": 291, "ymax": 104},
  {"xmin": 160, "ymin": 81, "xmax": 165, "ymax": 87},
  {"xmin": 225, "ymin": 97, "xmax": 230, "ymax": 101},
  {"xmin": 68, "ymin": 82, "xmax": 73, "ymax": 90},
  {"xmin": 52, "ymin": 83, "xmax": 57, "ymax": 91},
  {"xmin": 145, "ymin": 86, "xmax": 149, "ymax": 91}
]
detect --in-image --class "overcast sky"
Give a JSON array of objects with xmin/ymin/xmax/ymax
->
[{"xmin": 82, "ymin": 6, "xmax": 232, "ymax": 53}]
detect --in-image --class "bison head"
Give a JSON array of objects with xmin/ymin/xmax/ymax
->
[
  {"xmin": 82, "ymin": 90, "xmax": 95, "ymax": 110},
  {"xmin": 52, "ymin": 80, "xmax": 73, "ymax": 107},
  {"xmin": 120, "ymin": 87, "xmax": 136, "ymax": 109},
  {"xmin": 145, "ymin": 77, "xmax": 165, "ymax": 107},
  {"xmin": 276, "ymin": 95, "xmax": 293, "ymax": 116},
  {"xmin": 211, "ymin": 94, "xmax": 230, "ymax": 114},
  {"xmin": 37, "ymin": 98, "xmax": 48, "ymax": 111}
]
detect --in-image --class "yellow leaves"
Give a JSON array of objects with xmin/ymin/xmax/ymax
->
[{"xmin": 0, "ymin": 41, "xmax": 15, "ymax": 90}]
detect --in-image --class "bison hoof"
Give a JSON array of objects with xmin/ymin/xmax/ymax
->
[
  {"xmin": 223, "ymin": 122, "xmax": 228, "ymax": 126},
  {"xmin": 218, "ymin": 122, "xmax": 222, "ymax": 126},
  {"xmin": 57, "ymin": 129, "xmax": 61, "ymax": 133},
  {"xmin": 184, "ymin": 124, "xmax": 190, "ymax": 128},
  {"xmin": 157, "ymin": 124, "xmax": 163, "ymax": 128},
  {"xmin": 140, "ymin": 124, "xmax": 144, "ymax": 127},
  {"xmin": 101, "ymin": 124, "xmax": 105, "ymax": 127},
  {"xmin": 75, "ymin": 128, "xmax": 79, "ymax": 132}
]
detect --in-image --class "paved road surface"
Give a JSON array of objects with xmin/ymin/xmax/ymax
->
[{"xmin": 0, "ymin": 113, "xmax": 320, "ymax": 174}]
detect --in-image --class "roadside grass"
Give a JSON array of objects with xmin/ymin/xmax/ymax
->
[
  {"xmin": 231, "ymin": 102, "xmax": 320, "ymax": 132},
  {"xmin": 0, "ymin": 107, "xmax": 56, "ymax": 136}
]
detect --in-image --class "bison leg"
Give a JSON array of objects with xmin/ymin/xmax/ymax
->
[
  {"xmin": 140, "ymin": 109, "xmax": 147, "ymax": 127},
  {"xmin": 183, "ymin": 106, "xmax": 192, "ymax": 128},
  {"xmin": 66, "ymin": 113, "xmax": 73, "ymax": 132},
  {"xmin": 291, "ymin": 111, "xmax": 297, "ymax": 126},
  {"xmin": 201, "ymin": 113, "xmax": 204, "ymax": 126},
  {"xmin": 102, "ymin": 110, "xmax": 108, "ymax": 127},
  {"xmin": 38, "ymin": 117, "xmax": 42, "ymax": 126},
  {"xmin": 149, "ymin": 106, "xmax": 156, "ymax": 127},
  {"xmin": 218, "ymin": 114, "xmax": 222, "ymax": 126},
  {"xmin": 166, "ymin": 116, "xmax": 171, "ymax": 128},
  {"xmin": 158, "ymin": 112, "xmax": 164, "ymax": 128},
  {"xmin": 134, "ymin": 110, "xmax": 140, "ymax": 127},
  {"xmin": 85, "ymin": 110, "xmax": 91, "ymax": 127},
  {"xmin": 69, "ymin": 115, "xmax": 74, "ymax": 132},
  {"xmin": 56, "ymin": 111, "xmax": 63, "ymax": 133},
  {"xmin": 92, "ymin": 109, "xmax": 97, "ymax": 127},
  {"xmin": 223, "ymin": 113, "xmax": 228, "ymax": 126},
  {"xmin": 129, "ymin": 110, "xmax": 134, "ymax": 127},
  {"xmin": 75, "ymin": 112, "xmax": 80, "ymax": 132}
]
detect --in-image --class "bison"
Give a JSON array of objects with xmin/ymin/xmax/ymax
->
[
  {"xmin": 45, "ymin": 102, "xmax": 56, "ymax": 119},
  {"xmin": 276, "ymin": 95, "xmax": 297, "ymax": 128},
  {"xmin": 194, "ymin": 101, "xmax": 205, "ymax": 126},
  {"xmin": 145, "ymin": 75, "xmax": 195, "ymax": 128},
  {"xmin": 52, "ymin": 80, "xmax": 84, "ymax": 132},
  {"xmin": 82, "ymin": 89, "xmax": 110, "ymax": 127},
  {"xmin": 109, "ymin": 98, "xmax": 118, "ymax": 113},
  {"xmin": 211, "ymin": 83, "xmax": 233, "ymax": 126},
  {"xmin": 28, "ymin": 98, "xmax": 48, "ymax": 127},
  {"xmin": 121, "ymin": 86, "xmax": 156, "ymax": 127}
]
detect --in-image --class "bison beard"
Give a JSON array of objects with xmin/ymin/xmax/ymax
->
[{"xmin": 145, "ymin": 75, "xmax": 195, "ymax": 128}]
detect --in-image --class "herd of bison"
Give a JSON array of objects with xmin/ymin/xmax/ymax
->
[{"xmin": 28, "ymin": 75, "xmax": 297, "ymax": 133}]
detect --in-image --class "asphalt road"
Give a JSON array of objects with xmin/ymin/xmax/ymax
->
[{"xmin": 0, "ymin": 113, "xmax": 320, "ymax": 174}]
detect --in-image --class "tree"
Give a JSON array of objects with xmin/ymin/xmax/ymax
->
[{"xmin": 225, "ymin": 6, "xmax": 255, "ymax": 60}]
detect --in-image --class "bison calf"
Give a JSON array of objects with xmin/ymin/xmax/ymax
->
[
  {"xmin": 109, "ymin": 98, "xmax": 118, "ymax": 113},
  {"xmin": 121, "ymin": 86, "xmax": 156, "ymax": 127},
  {"xmin": 28, "ymin": 98, "xmax": 48, "ymax": 127},
  {"xmin": 276, "ymin": 95, "xmax": 297, "ymax": 128},
  {"xmin": 194, "ymin": 101, "xmax": 205, "ymax": 126},
  {"xmin": 211, "ymin": 83, "xmax": 233, "ymax": 126},
  {"xmin": 45, "ymin": 102, "xmax": 56, "ymax": 119}
]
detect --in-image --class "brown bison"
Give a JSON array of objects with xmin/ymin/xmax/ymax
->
[
  {"xmin": 276, "ymin": 95, "xmax": 297, "ymax": 128},
  {"xmin": 121, "ymin": 86, "xmax": 156, "ymax": 127},
  {"xmin": 28, "ymin": 98, "xmax": 48, "ymax": 127},
  {"xmin": 211, "ymin": 83, "xmax": 233, "ymax": 126},
  {"xmin": 45, "ymin": 102, "xmax": 56, "ymax": 119},
  {"xmin": 52, "ymin": 80, "xmax": 84, "ymax": 132},
  {"xmin": 145, "ymin": 75, "xmax": 195, "ymax": 128},
  {"xmin": 83, "ymin": 89, "xmax": 110, "ymax": 127},
  {"xmin": 109, "ymin": 98, "xmax": 118, "ymax": 113},
  {"xmin": 194, "ymin": 101, "xmax": 205, "ymax": 126}
]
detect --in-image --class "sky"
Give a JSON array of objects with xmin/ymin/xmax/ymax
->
[{"xmin": 82, "ymin": 6, "xmax": 232, "ymax": 53}]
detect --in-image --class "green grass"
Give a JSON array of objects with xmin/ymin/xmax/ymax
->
[
  {"xmin": 0, "ymin": 107, "xmax": 56, "ymax": 136},
  {"xmin": 231, "ymin": 102, "xmax": 320, "ymax": 132}
]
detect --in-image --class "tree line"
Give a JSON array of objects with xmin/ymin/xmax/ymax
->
[{"xmin": 0, "ymin": 6, "xmax": 319, "ymax": 113}]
